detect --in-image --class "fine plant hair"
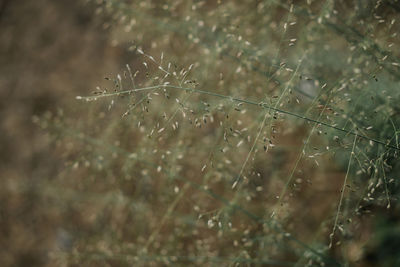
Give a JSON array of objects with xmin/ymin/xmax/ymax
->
[{"xmin": 39, "ymin": 0, "xmax": 400, "ymax": 266}]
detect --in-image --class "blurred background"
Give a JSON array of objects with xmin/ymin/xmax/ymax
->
[
  {"xmin": 1, "ymin": 0, "xmax": 400, "ymax": 266},
  {"xmin": 1, "ymin": 0, "xmax": 120, "ymax": 265}
]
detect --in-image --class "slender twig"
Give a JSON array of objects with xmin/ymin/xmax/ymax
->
[
  {"xmin": 77, "ymin": 85, "xmax": 400, "ymax": 151},
  {"xmin": 329, "ymin": 134, "xmax": 357, "ymax": 249}
]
